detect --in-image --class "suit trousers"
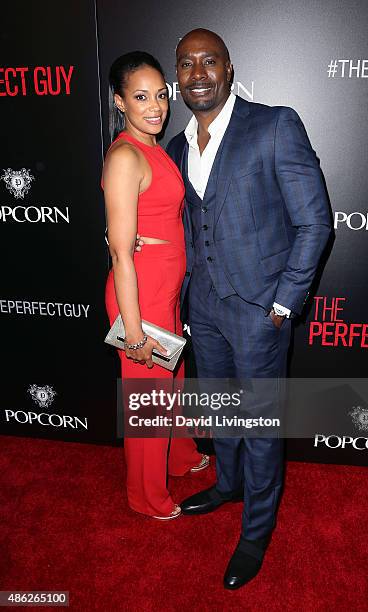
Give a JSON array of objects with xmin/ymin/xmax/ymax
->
[{"xmin": 188, "ymin": 264, "xmax": 291, "ymax": 539}]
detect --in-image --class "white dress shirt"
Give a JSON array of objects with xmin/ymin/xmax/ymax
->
[
  {"xmin": 184, "ymin": 91, "xmax": 236, "ymax": 200},
  {"xmin": 184, "ymin": 92, "xmax": 291, "ymax": 318}
]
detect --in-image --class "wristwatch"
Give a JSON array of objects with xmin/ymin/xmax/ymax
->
[
  {"xmin": 271, "ymin": 306, "xmax": 297, "ymax": 320},
  {"xmin": 272, "ymin": 305, "xmax": 287, "ymax": 317}
]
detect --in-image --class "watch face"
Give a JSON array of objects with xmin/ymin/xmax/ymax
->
[{"xmin": 273, "ymin": 307, "xmax": 285, "ymax": 316}]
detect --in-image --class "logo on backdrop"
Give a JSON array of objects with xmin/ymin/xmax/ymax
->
[
  {"xmin": 166, "ymin": 81, "xmax": 255, "ymax": 101},
  {"xmin": 1, "ymin": 168, "xmax": 34, "ymax": 199},
  {"xmin": 3, "ymin": 384, "xmax": 88, "ymax": 430},
  {"xmin": 308, "ymin": 297, "xmax": 368, "ymax": 348},
  {"xmin": 0, "ymin": 299, "xmax": 90, "ymax": 318},
  {"xmin": 314, "ymin": 407, "xmax": 368, "ymax": 451},
  {"xmin": 349, "ymin": 406, "xmax": 368, "ymax": 433},
  {"xmin": 334, "ymin": 211, "xmax": 368, "ymax": 231},
  {"xmin": 28, "ymin": 384, "xmax": 56, "ymax": 408},
  {"xmin": 0, "ymin": 66, "xmax": 74, "ymax": 96},
  {"xmin": 314, "ymin": 433, "xmax": 368, "ymax": 450},
  {"xmin": 327, "ymin": 59, "xmax": 368, "ymax": 79},
  {"xmin": 0, "ymin": 168, "xmax": 70, "ymax": 224}
]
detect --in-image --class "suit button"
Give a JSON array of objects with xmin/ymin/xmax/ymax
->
[
  {"xmin": 205, "ymin": 240, "xmax": 210, "ymax": 246},
  {"xmin": 202, "ymin": 224, "xmax": 208, "ymax": 230},
  {"xmin": 201, "ymin": 206, "xmax": 208, "ymax": 213},
  {"xmin": 185, "ymin": 271, "xmax": 190, "ymax": 277},
  {"xmin": 190, "ymin": 241, "xmax": 193, "ymax": 247},
  {"xmin": 206, "ymin": 256, "xmax": 213, "ymax": 262}
]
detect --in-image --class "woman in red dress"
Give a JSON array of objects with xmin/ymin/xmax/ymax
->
[{"xmin": 103, "ymin": 52, "xmax": 208, "ymax": 520}]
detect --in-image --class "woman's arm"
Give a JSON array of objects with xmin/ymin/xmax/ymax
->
[{"xmin": 103, "ymin": 144, "xmax": 167, "ymax": 367}]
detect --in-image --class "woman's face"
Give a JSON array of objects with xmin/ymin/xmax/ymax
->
[{"xmin": 115, "ymin": 65, "xmax": 168, "ymax": 136}]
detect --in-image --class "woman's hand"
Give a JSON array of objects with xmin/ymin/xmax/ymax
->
[
  {"xmin": 125, "ymin": 334, "xmax": 169, "ymax": 368},
  {"xmin": 134, "ymin": 233, "xmax": 144, "ymax": 252}
]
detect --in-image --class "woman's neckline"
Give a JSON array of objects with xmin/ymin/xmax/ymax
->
[{"xmin": 118, "ymin": 130, "xmax": 160, "ymax": 149}]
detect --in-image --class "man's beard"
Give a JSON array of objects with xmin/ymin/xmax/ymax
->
[{"xmin": 183, "ymin": 96, "xmax": 217, "ymax": 112}]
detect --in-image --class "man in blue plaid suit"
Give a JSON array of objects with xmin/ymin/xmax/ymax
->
[{"xmin": 165, "ymin": 28, "xmax": 331, "ymax": 588}]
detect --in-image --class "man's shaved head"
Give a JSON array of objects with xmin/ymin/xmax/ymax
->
[{"xmin": 176, "ymin": 28, "xmax": 230, "ymax": 62}]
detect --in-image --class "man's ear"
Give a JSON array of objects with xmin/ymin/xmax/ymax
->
[{"xmin": 226, "ymin": 62, "xmax": 234, "ymax": 84}]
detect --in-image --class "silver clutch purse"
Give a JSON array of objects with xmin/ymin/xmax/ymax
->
[{"xmin": 104, "ymin": 315, "xmax": 187, "ymax": 371}]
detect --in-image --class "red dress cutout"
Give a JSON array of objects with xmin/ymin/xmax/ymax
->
[{"xmin": 104, "ymin": 131, "xmax": 201, "ymax": 517}]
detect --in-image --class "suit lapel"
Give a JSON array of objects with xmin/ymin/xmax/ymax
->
[
  {"xmin": 175, "ymin": 96, "xmax": 253, "ymax": 238},
  {"xmin": 214, "ymin": 97, "xmax": 252, "ymax": 226},
  {"xmin": 179, "ymin": 138, "xmax": 189, "ymax": 177},
  {"xmin": 178, "ymin": 140, "xmax": 194, "ymax": 244}
]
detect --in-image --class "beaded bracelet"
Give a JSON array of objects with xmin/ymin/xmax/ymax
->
[{"xmin": 123, "ymin": 334, "xmax": 148, "ymax": 350}]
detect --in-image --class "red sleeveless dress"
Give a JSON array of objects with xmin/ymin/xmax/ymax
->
[{"xmin": 104, "ymin": 131, "xmax": 201, "ymax": 517}]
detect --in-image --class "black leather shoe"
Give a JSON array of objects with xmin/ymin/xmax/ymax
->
[
  {"xmin": 181, "ymin": 485, "xmax": 243, "ymax": 515},
  {"xmin": 223, "ymin": 534, "xmax": 272, "ymax": 589}
]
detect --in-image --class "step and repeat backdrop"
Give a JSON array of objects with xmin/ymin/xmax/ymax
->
[
  {"xmin": 1, "ymin": 0, "xmax": 367, "ymax": 465},
  {"xmin": 0, "ymin": 0, "xmax": 118, "ymax": 445}
]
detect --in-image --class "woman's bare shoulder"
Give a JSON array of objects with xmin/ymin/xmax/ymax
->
[
  {"xmin": 103, "ymin": 141, "xmax": 146, "ymax": 188},
  {"xmin": 105, "ymin": 139, "xmax": 141, "ymax": 167}
]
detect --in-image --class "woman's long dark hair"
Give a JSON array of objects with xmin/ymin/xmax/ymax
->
[{"xmin": 108, "ymin": 51, "xmax": 165, "ymax": 142}]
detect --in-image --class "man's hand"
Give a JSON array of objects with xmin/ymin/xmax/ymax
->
[
  {"xmin": 134, "ymin": 233, "xmax": 144, "ymax": 252},
  {"xmin": 269, "ymin": 309, "xmax": 286, "ymax": 329}
]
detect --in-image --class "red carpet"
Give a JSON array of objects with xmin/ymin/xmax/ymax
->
[{"xmin": 0, "ymin": 435, "xmax": 367, "ymax": 611}]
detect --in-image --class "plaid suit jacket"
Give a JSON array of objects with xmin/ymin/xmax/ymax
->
[{"xmin": 167, "ymin": 96, "xmax": 331, "ymax": 315}]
